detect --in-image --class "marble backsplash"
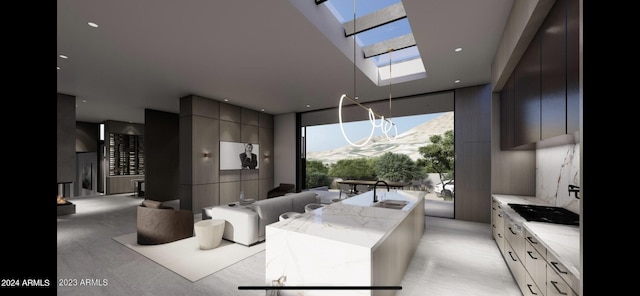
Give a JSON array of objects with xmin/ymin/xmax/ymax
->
[{"xmin": 536, "ymin": 142, "xmax": 580, "ymax": 214}]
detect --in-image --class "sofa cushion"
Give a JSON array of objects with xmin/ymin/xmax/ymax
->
[
  {"xmin": 290, "ymin": 191, "xmax": 319, "ymax": 213},
  {"xmin": 251, "ymin": 196, "xmax": 294, "ymax": 226}
]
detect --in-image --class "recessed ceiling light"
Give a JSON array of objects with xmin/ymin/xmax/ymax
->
[
  {"xmin": 224, "ymin": 99, "xmax": 229, "ymax": 102},
  {"xmin": 59, "ymin": 54, "xmax": 68, "ymax": 59},
  {"xmin": 306, "ymin": 104, "xmax": 310, "ymax": 108},
  {"xmin": 82, "ymin": 100, "xmax": 87, "ymax": 103},
  {"xmin": 454, "ymin": 80, "xmax": 460, "ymax": 84},
  {"xmin": 454, "ymin": 48, "xmax": 462, "ymax": 52},
  {"xmin": 57, "ymin": 66, "xmax": 60, "ymax": 70},
  {"xmin": 88, "ymin": 22, "xmax": 99, "ymax": 28},
  {"xmin": 261, "ymin": 108, "xmax": 265, "ymax": 112}
]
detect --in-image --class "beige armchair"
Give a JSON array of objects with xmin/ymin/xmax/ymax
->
[{"xmin": 136, "ymin": 199, "xmax": 194, "ymax": 245}]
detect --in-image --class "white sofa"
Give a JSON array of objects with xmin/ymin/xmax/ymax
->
[{"xmin": 201, "ymin": 191, "xmax": 318, "ymax": 246}]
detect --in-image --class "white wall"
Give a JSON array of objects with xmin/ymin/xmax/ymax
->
[{"xmin": 274, "ymin": 113, "xmax": 297, "ymax": 187}]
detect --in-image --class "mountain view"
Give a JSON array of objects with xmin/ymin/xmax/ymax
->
[{"xmin": 307, "ymin": 111, "xmax": 454, "ymax": 164}]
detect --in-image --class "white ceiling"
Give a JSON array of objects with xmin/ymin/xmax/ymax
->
[{"xmin": 57, "ymin": 0, "xmax": 514, "ymax": 124}]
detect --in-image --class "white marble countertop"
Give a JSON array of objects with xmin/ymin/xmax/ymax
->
[
  {"xmin": 492, "ymin": 194, "xmax": 580, "ymax": 281},
  {"xmin": 267, "ymin": 190, "xmax": 425, "ymax": 249}
]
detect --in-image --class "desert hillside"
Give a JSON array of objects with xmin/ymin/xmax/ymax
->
[{"xmin": 307, "ymin": 111, "xmax": 454, "ymax": 164}]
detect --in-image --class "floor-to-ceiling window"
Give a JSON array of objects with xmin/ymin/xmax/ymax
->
[{"xmin": 300, "ymin": 109, "xmax": 455, "ymax": 218}]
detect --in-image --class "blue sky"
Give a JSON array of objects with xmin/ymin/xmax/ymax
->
[
  {"xmin": 305, "ymin": 113, "xmax": 443, "ymax": 152},
  {"xmin": 324, "ymin": 0, "xmax": 417, "ymax": 66}
]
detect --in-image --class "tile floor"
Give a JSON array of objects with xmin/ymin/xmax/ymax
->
[{"xmin": 56, "ymin": 194, "xmax": 520, "ymax": 296}]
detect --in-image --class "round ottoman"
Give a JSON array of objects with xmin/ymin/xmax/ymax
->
[
  {"xmin": 194, "ymin": 219, "xmax": 225, "ymax": 250},
  {"xmin": 279, "ymin": 212, "xmax": 301, "ymax": 221}
]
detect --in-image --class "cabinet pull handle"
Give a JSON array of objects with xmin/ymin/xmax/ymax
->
[
  {"xmin": 508, "ymin": 227, "xmax": 517, "ymax": 235},
  {"xmin": 508, "ymin": 251, "xmax": 518, "ymax": 262},
  {"xmin": 527, "ymin": 251, "xmax": 537, "ymax": 259},
  {"xmin": 550, "ymin": 261, "xmax": 568, "ymax": 274},
  {"xmin": 550, "ymin": 280, "xmax": 568, "ymax": 295},
  {"xmin": 526, "ymin": 284, "xmax": 538, "ymax": 295},
  {"xmin": 526, "ymin": 236, "xmax": 538, "ymax": 244}
]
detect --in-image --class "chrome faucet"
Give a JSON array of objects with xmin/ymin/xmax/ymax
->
[{"xmin": 373, "ymin": 180, "xmax": 390, "ymax": 203}]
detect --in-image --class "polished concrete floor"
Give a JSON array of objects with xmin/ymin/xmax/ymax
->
[{"xmin": 56, "ymin": 194, "xmax": 520, "ymax": 296}]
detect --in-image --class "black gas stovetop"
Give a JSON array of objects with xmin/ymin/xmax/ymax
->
[{"xmin": 508, "ymin": 203, "xmax": 579, "ymax": 226}]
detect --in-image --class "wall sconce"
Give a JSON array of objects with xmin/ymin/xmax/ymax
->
[
  {"xmin": 203, "ymin": 151, "xmax": 211, "ymax": 158},
  {"xmin": 263, "ymin": 153, "xmax": 270, "ymax": 162}
]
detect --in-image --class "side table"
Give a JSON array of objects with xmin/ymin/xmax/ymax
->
[{"xmin": 194, "ymin": 219, "xmax": 225, "ymax": 250}]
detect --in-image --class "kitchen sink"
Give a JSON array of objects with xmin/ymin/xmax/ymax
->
[{"xmin": 373, "ymin": 199, "xmax": 408, "ymax": 209}]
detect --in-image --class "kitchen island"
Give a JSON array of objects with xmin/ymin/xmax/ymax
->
[{"xmin": 265, "ymin": 190, "xmax": 426, "ymax": 295}]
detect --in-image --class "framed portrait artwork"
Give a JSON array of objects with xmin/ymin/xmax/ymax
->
[{"xmin": 220, "ymin": 141, "xmax": 260, "ymax": 170}]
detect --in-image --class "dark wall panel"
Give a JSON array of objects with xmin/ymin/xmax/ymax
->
[
  {"xmin": 76, "ymin": 121, "xmax": 99, "ymax": 153},
  {"xmin": 455, "ymin": 84, "xmax": 492, "ymax": 223},
  {"xmin": 145, "ymin": 109, "xmax": 180, "ymax": 202},
  {"xmin": 57, "ymin": 93, "xmax": 76, "ymax": 184}
]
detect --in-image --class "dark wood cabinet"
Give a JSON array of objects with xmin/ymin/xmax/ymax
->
[
  {"xmin": 540, "ymin": 0, "xmax": 567, "ymax": 140},
  {"xmin": 501, "ymin": 75, "xmax": 515, "ymax": 150},
  {"xmin": 514, "ymin": 34, "xmax": 541, "ymax": 147},
  {"xmin": 499, "ymin": 0, "xmax": 580, "ymax": 150},
  {"xmin": 566, "ymin": 0, "xmax": 580, "ymax": 134}
]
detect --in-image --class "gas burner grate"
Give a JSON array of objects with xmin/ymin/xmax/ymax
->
[{"xmin": 508, "ymin": 203, "xmax": 579, "ymax": 226}]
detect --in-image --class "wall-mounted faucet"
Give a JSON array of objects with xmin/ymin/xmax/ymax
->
[
  {"xmin": 568, "ymin": 185, "xmax": 580, "ymax": 199},
  {"xmin": 373, "ymin": 180, "xmax": 389, "ymax": 203}
]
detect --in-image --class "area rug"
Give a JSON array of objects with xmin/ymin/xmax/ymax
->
[{"xmin": 113, "ymin": 233, "xmax": 265, "ymax": 282}]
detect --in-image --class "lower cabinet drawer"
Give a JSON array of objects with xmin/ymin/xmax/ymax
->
[
  {"xmin": 524, "ymin": 240, "xmax": 547, "ymax": 291},
  {"xmin": 524, "ymin": 271, "xmax": 545, "ymax": 296},
  {"xmin": 547, "ymin": 265, "xmax": 578, "ymax": 296},
  {"xmin": 503, "ymin": 241, "xmax": 526, "ymax": 289},
  {"xmin": 504, "ymin": 218, "xmax": 525, "ymax": 261},
  {"xmin": 547, "ymin": 251, "xmax": 579, "ymax": 295}
]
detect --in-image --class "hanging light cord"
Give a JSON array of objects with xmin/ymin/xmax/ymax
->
[
  {"xmin": 338, "ymin": 0, "xmax": 397, "ymax": 147},
  {"xmin": 353, "ymin": 0, "xmax": 357, "ymax": 100},
  {"xmin": 389, "ymin": 48, "xmax": 392, "ymax": 119}
]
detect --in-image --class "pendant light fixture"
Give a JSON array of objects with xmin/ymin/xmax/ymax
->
[{"xmin": 338, "ymin": 0, "xmax": 397, "ymax": 147}]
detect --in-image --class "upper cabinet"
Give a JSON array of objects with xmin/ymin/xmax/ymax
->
[
  {"xmin": 514, "ymin": 33, "xmax": 541, "ymax": 147},
  {"xmin": 566, "ymin": 0, "xmax": 580, "ymax": 134},
  {"xmin": 500, "ymin": 0, "xmax": 579, "ymax": 150},
  {"xmin": 500, "ymin": 75, "xmax": 515, "ymax": 150},
  {"xmin": 540, "ymin": 0, "xmax": 567, "ymax": 140}
]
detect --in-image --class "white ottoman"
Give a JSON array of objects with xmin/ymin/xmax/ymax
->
[{"xmin": 194, "ymin": 219, "xmax": 225, "ymax": 250}]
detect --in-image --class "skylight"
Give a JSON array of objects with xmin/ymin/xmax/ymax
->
[{"xmin": 316, "ymin": 0, "xmax": 426, "ymax": 84}]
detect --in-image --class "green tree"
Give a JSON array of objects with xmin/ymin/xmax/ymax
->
[
  {"xmin": 374, "ymin": 152, "xmax": 425, "ymax": 182},
  {"xmin": 305, "ymin": 159, "xmax": 331, "ymax": 188},
  {"xmin": 417, "ymin": 130, "xmax": 454, "ymax": 197},
  {"xmin": 329, "ymin": 158, "xmax": 376, "ymax": 180}
]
